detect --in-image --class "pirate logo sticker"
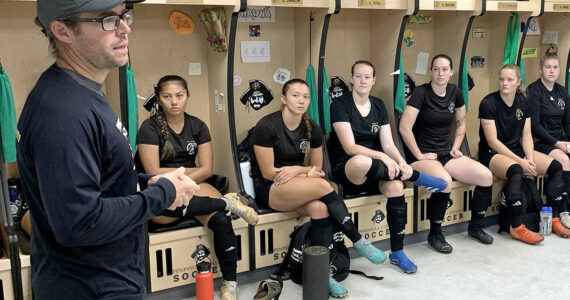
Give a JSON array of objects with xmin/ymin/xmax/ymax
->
[
  {"xmin": 191, "ymin": 244, "xmax": 211, "ymax": 261},
  {"xmin": 186, "ymin": 140, "xmax": 198, "ymax": 155},
  {"xmin": 371, "ymin": 209, "xmax": 386, "ymax": 224},
  {"xmin": 558, "ymin": 98, "xmax": 565, "ymax": 110},
  {"xmin": 240, "ymin": 79, "xmax": 273, "ymax": 111},
  {"xmin": 329, "ymin": 76, "xmax": 350, "ymax": 101},
  {"xmin": 371, "ymin": 123, "xmax": 380, "ymax": 134},
  {"xmin": 515, "ymin": 108, "xmax": 523, "ymax": 120},
  {"xmin": 300, "ymin": 139, "xmax": 309, "ymax": 154}
]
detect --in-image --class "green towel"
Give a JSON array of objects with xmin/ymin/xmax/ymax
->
[
  {"xmin": 461, "ymin": 55, "xmax": 469, "ymax": 112},
  {"xmin": 322, "ymin": 66, "xmax": 331, "ymax": 134},
  {"xmin": 0, "ymin": 66, "xmax": 17, "ymax": 163},
  {"xmin": 503, "ymin": 12, "xmax": 519, "ymax": 65},
  {"xmin": 126, "ymin": 65, "xmax": 138, "ymax": 153},
  {"xmin": 306, "ymin": 64, "xmax": 319, "ymax": 125},
  {"xmin": 395, "ymin": 55, "xmax": 406, "ymax": 114}
]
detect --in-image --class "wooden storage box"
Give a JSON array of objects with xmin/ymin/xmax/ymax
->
[
  {"xmin": 416, "ymin": 181, "xmax": 474, "ymax": 232},
  {"xmin": 251, "ymin": 212, "xmax": 309, "ymax": 270},
  {"xmin": 147, "ymin": 219, "xmax": 249, "ymax": 292},
  {"xmin": 0, "ymin": 258, "xmax": 14, "ymax": 300},
  {"xmin": 21, "ymin": 253, "xmax": 31, "ymax": 300},
  {"xmin": 344, "ymin": 188, "xmax": 414, "ymax": 247}
]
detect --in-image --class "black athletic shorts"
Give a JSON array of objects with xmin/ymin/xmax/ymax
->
[
  {"xmin": 332, "ymin": 161, "xmax": 380, "ymax": 196},
  {"xmin": 253, "ymin": 176, "xmax": 272, "ymax": 209},
  {"xmin": 478, "ymin": 146, "xmax": 525, "ymax": 168},
  {"xmin": 405, "ymin": 151, "xmax": 454, "ymax": 167},
  {"xmin": 533, "ymin": 141, "xmax": 556, "ymax": 156}
]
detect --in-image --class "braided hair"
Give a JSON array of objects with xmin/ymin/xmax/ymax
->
[
  {"xmin": 282, "ymin": 79, "xmax": 312, "ymax": 166},
  {"xmin": 152, "ymin": 75, "xmax": 189, "ymax": 161}
]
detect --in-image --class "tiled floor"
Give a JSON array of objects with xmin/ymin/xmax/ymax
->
[{"xmin": 179, "ymin": 225, "xmax": 570, "ymax": 300}]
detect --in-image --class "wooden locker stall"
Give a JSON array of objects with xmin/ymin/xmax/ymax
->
[
  {"xmin": 321, "ymin": 0, "xmax": 417, "ymax": 242},
  {"xmin": 227, "ymin": 0, "xmax": 338, "ymax": 271}
]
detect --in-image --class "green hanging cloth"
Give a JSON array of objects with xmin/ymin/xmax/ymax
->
[
  {"xmin": 461, "ymin": 55, "xmax": 469, "ymax": 112},
  {"xmin": 322, "ymin": 66, "xmax": 331, "ymax": 134},
  {"xmin": 306, "ymin": 64, "xmax": 320, "ymax": 125},
  {"xmin": 0, "ymin": 65, "xmax": 17, "ymax": 163},
  {"xmin": 503, "ymin": 12, "xmax": 519, "ymax": 65},
  {"xmin": 126, "ymin": 64, "xmax": 138, "ymax": 153},
  {"xmin": 519, "ymin": 58, "xmax": 526, "ymax": 89},
  {"xmin": 395, "ymin": 55, "xmax": 406, "ymax": 114}
]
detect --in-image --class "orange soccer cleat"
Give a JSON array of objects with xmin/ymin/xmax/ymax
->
[{"xmin": 509, "ymin": 224, "xmax": 544, "ymax": 245}]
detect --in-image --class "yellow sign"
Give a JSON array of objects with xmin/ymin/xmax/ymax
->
[
  {"xmin": 553, "ymin": 4, "xmax": 570, "ymax": 11},
  {"xmin": 434, "ymin": 1, "xmax": 457, "ymax": 9},
  {"xmin": 168, "ymin": 11, "xmax": 195, "ymax": 35},
  {"xmin": 166, "ymin": 0, "xmax": 202, "ymax": 3},
  {"xmin": 521, "ymin": 48, "xmax": 538, "ymax": 58},
  {"xmin": 273, "ymin": 0, "xmax": 303, "ymax": 4},
  {"xmin": 498, "ymin": 2, "xmax": 518, "ymax": 10},
  {"xmin": 358, "ymin": 0, "xmax": 386, "ymax": 7}
]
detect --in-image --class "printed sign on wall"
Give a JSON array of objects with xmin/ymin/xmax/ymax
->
[{"xmin": 238, "ymin": 6, "xmax": 275, "ymax": 22}]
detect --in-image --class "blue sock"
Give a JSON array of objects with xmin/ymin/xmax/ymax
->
[{"xmin": 414, "ymin": 173, "xmax": 447, "ymax": 192}]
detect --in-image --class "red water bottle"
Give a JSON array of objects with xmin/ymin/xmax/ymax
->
[{"xmin": 195, "ymin": 261, "xmax": 214, "ymax": 300}]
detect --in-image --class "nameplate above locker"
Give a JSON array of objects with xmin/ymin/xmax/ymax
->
[
  {"xmin": 434, "ymin": 1, "xmax": 457, "ymax": 9},
  {"xmin": 358, "ymin": 0, "xmax": 386, "ymax": 7},
  {"xmin": 166, "ymin": 0, "xmax": 203, "ymax": 3},
  {"xmin": 497, "ymin": 1, "xmax": 518, "ymax": 10},
  {"xmin": 553, "ymin": 3, "xmax": 570, "ymax": 10},
  {"xmin": 273, "ymin": 0, "xmax": 304, "ymax": 4}
]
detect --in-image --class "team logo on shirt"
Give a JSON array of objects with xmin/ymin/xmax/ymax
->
[
  {"xmin": 371, "ymin": 209, "xmax": 386, "ymax": 224},
  {"xmin": 371, "ymin": 123, "xmax": 380, "ymax": 134},
  {"xmin": 300, "ymin": 139, "xmax": 309, "ymax": 154},
  {"xmin": 186, "ymin": 141, "xmax": 198, "ymax": 155},
  {"xmin": 448, "ymin": 101, "xmax": 455, "ymax": 113},
  {"xmin": 115, "ymin": 118, "xmax": 133, "ymax": 154},
  {"xmin": 558, "ymin": 98, "xmax": 565, "ymax": 110},
  {"xmin": 515, "ymin": 108, "xmax": 523, "ymax": 120}
]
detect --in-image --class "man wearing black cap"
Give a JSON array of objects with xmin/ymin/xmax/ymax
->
[{"xmin": 17, "ymin": 1, "xmax": 198, "ymax": 299}]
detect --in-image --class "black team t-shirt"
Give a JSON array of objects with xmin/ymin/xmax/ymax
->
[
  {"xmin": 478, "ymin": 91, "xmax": 530, "ymax": 155},
  {"xmin": 527, "ymin": 79, "xmax": 570, "ymax": 145},
  {"xmin": 252, "ymin": 111, "xmax": 323, "ymax": 176},
  {"xmin": 406, "ymin": 83, "xmax": 464, "ymax": 155},
  {"xmin": 137, "ymin": 113, "xmax": 211, "ymax": 168},
  {"xmin": 329, "ymin": 93, "xmax": 390, "ymax": 166}
]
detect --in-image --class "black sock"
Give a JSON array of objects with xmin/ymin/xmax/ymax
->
[
  {"xmin": 562, "ymin": 171, "xmax": 570, "ymax": 214},
  {"xmin": 428, "ymin": 192, "xmax": 450, "ymax": 235},
  {"xmin": 161, "ymin": 196, "xmax": 227, "ymax": 218},
  {"xmin": 469, "ymin": 185, "xmax": 492, "ymax": 227},
  {"xmin": 386, "ymin": 196, "xmax": 406, "ymax": 252},
  {"xmin": 208, "ymin": 212, "xmax": 237, "ymax": 282},
  {"xmin": 319, "ymin": 191, "xmax": 362, "ymax": 243},
  {"xmin": 310, "ymin": 217, "xmax": 334, "ymax": 248},
  {"xmin": 505, "ymin": 164, "xmax": 524, "ymax": 227},
  {"xmin": 545, "ymin": 160, "xmax": 564, "ymax": 218}
]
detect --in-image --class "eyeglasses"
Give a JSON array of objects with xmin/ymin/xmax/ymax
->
[{"xmin": 62, "ymin": 10, "xmax": 134, "ymax": 31}]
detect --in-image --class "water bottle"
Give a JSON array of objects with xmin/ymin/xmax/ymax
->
[
  {"xmin": 8, "ymin": 185, "xmax": 21, "ymax": 223},
  {"xmin": 540, "ymin": 206, "xmax": 552, "ymax": 236},
  {"xmin": 195, "ymin": 261, "xmax": 214, "ymax": 300}
]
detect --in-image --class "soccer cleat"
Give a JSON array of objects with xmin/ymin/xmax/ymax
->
[
  {"xmin": 552, "ymin": 218, "xmax": 570, "ymax": 238},
  {"xmin": 389, "ymin": 250, "xmax": 418, "ymax": 274},
  {"xmin": 427, "ymin": 233, "xmax": 453, "ymax": 254},
  {"xmin": 509, "ymin": 224, "xmax": 544, "ymax": 245},
  {"xmin": 414, "ymin": 173, "xmax": 448, "ymax": 193},
  {"xmin": 222, "ymin": 193, "xmax": 259, "ymax": 225},
  {"xmin": 329, "ymin": 275, "xmax": 348, "ymax": 298},
  {"xmin": 559, "ymin": 212, "xmax": 570, "ymax": 229},
  {"xmin": 468, "ymin": 224, "xmax": 494, "ymax": 245},
  {"xmin": 220, "ymin": 280, "xmax": 237, "ymax": 300},
  {"xmin": 353, "ymin": 237, "xmax": 386, "ymax": 264}
]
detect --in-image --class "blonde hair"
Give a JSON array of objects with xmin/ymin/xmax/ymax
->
[
  {"xmin": 500, "ymin": 64, "xmax": 526, "ymax": 96},
  {"xmin": 540, "ymin": 44, "xmax": 559, "ymax": 67}
]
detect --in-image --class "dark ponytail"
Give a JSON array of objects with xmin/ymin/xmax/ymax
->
[{"xmin": 282, "ymin": 79, "xmax": 312, "ymax": 166}]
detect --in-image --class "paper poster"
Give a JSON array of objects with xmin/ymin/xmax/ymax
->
[
  {"xmin": 188, "ymin": 63, "xmax": 201, "ymax": 75},
  {"xmin": 273, "ymin": 68, "xmax": 291, "ymax": 84},
  {"xmin": 408, "ymin": 14, "xmax": 432, "ymax": 24},
  {"xmin": 249, "ymin": 25, "xmax": 261, "ymax": 37},
  {"xmin": 238, "ymin": 6, "xmax": 275, "ymax": 23},
  {"xmin": 241, "ymin": 41, "xmax": 270, "ymax": 63},
  {"xmin": 526, "ymin": 18, "xmax": 540, "ymax": 35},
  {"xmin": 542, "ymin": 31, "xmax": 558, "ymax": 44},
  {"xmin": 415, "ymin": 52, "xmax": 429, "ymax": 75},
  {"xmin": 472, "ymin": 27, "xmax": 486, "ymax": 38},
  {"xmin": 471, "ymin": 56, "xmax": 485, "ymax": 68},
  {"xmin": 521, "ymin": 48, "xmax": 538, "ymax": 58},
  {"xmin": 404, "ymin": 29, "xmax": 414, "ymax": 47}
]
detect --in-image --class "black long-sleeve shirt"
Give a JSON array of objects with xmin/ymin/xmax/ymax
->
[
  {"xmin": 528, "ymin": 79, "xmax": 570, "ymax": 145},
  {"xmin": 17, "ymin": 64, "xmax": 175, "ymax": 299}
]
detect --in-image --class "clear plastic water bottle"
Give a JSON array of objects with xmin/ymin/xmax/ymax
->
[{"xmin": 540, "ymin": 206, "xmax": 552, "ymax": 236}]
